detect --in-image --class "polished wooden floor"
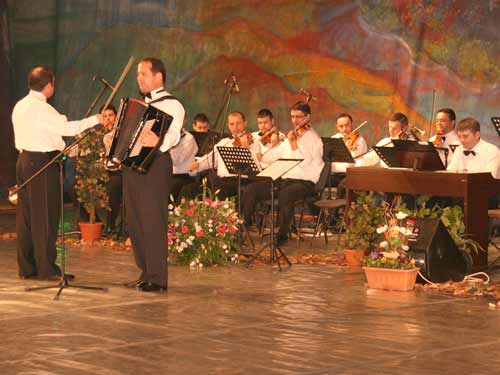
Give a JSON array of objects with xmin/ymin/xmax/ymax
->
[{"xmin": 1, "ymin": 210, "xmax": 500, "ymax": 374}]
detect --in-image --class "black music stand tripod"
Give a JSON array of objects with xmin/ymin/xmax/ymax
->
[
  {"xmin": 245, "ymin": 159, "xmax": 302, "ymax": 270},
  {"xmin": 12, "ymin": 131, "xmax": 109, "ymax": 300},
  {"xmin": 217, "ymin": 146, "xmax": 259, "ymax": 250}
]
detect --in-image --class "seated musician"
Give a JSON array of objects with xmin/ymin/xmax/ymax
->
[
  {"xmin": 358, "ymin": 112, "xmax": 413, "ymax": 168},
  {"xmin": 253, "ymin": 108, "xmax": 285, "ymax": 168},
  {"xmin": 170, "ymin": 127, "xmax": 198, "ymax": 202},
  {"xmin": 241, "ymin": 101, "xmax": 324, "ymax": 246},
  {"xmin": 192, "ymin": 112, "xmax": 210, "ymax": 133},
  {"xmin": 330, "ymin": 113, "xmax": 367, "ymax": 198},
  {"xmin": 428, "ymin": 108, "xmax": 460, "ymax": 167},
  {"xmin": 448, "ymin": 117, "xmax": 500, "ymax": 208},
  {"xmin": 100, "ymin": 105, "xmax": 123, "ymax": 233},
  {"xmin": 189, "ymin": 111, "xmax": 259, "ymax": 199}
]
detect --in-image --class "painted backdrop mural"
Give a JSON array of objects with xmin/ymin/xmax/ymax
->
[{"xmin": 7, "ymin": 0, "xmax": 500, "ymax": 149}]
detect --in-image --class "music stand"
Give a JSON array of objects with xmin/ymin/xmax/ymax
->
[
  {"xmin": 449, "ymin": 144, "xmax": 459, "ymax": 153},
  {"xmin": 217, "ymin": 146, "xmax": 261, "ymax": 249},
  {"xmin": 492, "ymin": 117, "xmax": 500, "ymax": 138},
  {"xmin": 392, "ymin": 140, "xmax": 446, "ymax": 171},
  {"xmin": 373, "ymin": 146, "xmax": 401, "ymax": 168},
  {"xmin": 322, "ymin": 137, "xmax": 355, "ymax": 199},
  {"xmin": 246, "ymin": 159, "xmax": 303, "ymax": 270}
]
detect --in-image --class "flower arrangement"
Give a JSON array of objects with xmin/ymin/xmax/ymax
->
[
  {"xmin": 168, "ymin": 181, "xmax": 240, "ymax": 267},
  {"xmin": 74, "ymin": 127, "xmax": 110, "ymax": 223},
  {"xmin": 365, "ymin": 207, "xmax": 416, "ymax": 270}
]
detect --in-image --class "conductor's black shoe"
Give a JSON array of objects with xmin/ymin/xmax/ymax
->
[
  {"xmin": 124, "ymin": 279, "xmax": 144, "ymax": 288},
  {"xmin": 137, "ymin": 282, "xmax": 166, "ymax": 292}
]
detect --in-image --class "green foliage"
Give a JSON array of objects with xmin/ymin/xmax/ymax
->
[
  {"xmin": 74, "ymin": 127, "xmax": 110, "ymax": 223},
  {"xmin": 168, "ymin": 182, "xmax": 240, "ymax": 267},
  {"xmin": 342, "ymin": 192, "xmax": 384, "ymax": 250}
]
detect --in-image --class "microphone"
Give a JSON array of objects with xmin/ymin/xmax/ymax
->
[{"xmin": 93, "ymin": 75, "xmax": 114, "ymax": 90}]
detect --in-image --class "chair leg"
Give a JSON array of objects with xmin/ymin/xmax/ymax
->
[
  {"xmin": 310, "ymin": 208, "xmax": 323, "ymax": 248},
  {"xmin": 296, "ymin": 202, "xmax": 305, "ymax": 248},
  {"xmin": 335, "ymin": 207, "xmax": 347, "ymax": 251}
]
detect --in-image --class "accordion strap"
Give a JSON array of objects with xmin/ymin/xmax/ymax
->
[{"xmin": 148, "ymin": 94, "xmax": 179, "ymax": 105}]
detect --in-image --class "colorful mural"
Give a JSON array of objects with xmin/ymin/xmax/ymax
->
[{"xmin": 6, "ymin": 0, "xmax": 500, "ymax": 147}]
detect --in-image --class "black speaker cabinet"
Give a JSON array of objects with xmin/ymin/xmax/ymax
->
[{"xmin": 408, "ymin": 218, "xmax": 469, "ymax": 282}]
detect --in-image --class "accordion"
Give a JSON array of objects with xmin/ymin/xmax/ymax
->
[{"xmin": 105, "ymin": 97, "xmax": 174, "ymax": 173}]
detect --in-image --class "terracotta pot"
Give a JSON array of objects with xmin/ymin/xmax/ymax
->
[
  {"xmin": 343, "ymin": 249, "xmax": 366, "ymax": 266},
  {"xmin": 363, "ymin": 267, "xmax": 419, "ymax": 291},
  {"xmin": 79, "ymin": 222, "xmax": 103, "ymax": 243}
]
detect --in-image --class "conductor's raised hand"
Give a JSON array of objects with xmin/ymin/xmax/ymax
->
[{"xmin": 139, "ymin": 130, "xmax": 159, "ymax": 147}]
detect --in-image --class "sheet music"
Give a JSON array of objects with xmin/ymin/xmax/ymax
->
[
  {"xmin": 257, "ymin": 159, "xmax": 303, "ymax": 181},
  {"xmin": 130, "ymin": 119, "xmax": 155, "ymax": 157}
]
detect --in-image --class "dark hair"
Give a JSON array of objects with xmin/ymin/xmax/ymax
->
[
  {"xmin": 436, "ymin": 108, "xmax": 456, "ymax": 122},
  {"xmin": 228, "ymin": 111, "xmax": 246, "ymax": 121},
  {"xmin": 193, "ymin": 113, "xmax": 209, "ymax": 124},
  {"xmin": 457, "ymin": 117, "xmax": 480, "ymax": 133},
  {"xmin": 99, "ymin": 104, "xmax": 117, "ymax": 114},
  {"xmin": 290, "ymin": 101, "xmax": 311, "ymax": 115},
  {"xmin": 257, "ymin": 108, "xmax": 273, "ymax": 119},
  {"xmin": 28, "ymin": 66, "xmax": 55, "ymax": 91},
  {"xmin": 389, "ymin": 112, "xmax": 408, "ymax": 128},
  {"xmin": 140, "ymin": 57, "xmax": 166, "ymax": 84},
  {"xmin": 336, "ymin": 113, "xmax": 352, "ymax": 123}
]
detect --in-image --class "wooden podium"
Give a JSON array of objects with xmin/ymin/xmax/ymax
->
[{"xmin": 345, "ymin": 167, "xmax": 500, "ymax": 268}]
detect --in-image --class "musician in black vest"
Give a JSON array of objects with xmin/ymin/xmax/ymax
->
[
  {"xmin": 123, "ymin": 57, "xmax": 184, "ymax": 292},
  {"xmin": 12, "ymin": 65, "xmax": 103, "ymax": 280}
]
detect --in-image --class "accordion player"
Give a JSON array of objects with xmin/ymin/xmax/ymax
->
[{"xmin": 105, "ymin": 97, "xmax": 174, "ymax": 173}]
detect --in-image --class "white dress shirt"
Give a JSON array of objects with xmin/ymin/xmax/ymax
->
[
  {"xmin": 196, "ymin": 134, "xmax": 260, "ymax": 178},
  {"xmin": 266, "ymin": 127, "xmax": 324, "ymax": 183},
  {"xmin": 145, "ymin": 87, "xmax": 185, "ymax": 153},
  {"xmin": 170, "ymin": 130, "xmax": 198, "ymax": 175},
  {"xmin": 357, "ymin": 136, "xmax": 394, "ymax": 168},
  {"xmin": 429, "ymin": 130, "xmax": 460, "ymax": 167},
  {"xmin": 12, "ymin": 90, "xmax": 100, "ymax": 152},
  {"xmin": 330, "ymin": 133, "xmax": 368, "ymax": 173},
  {"xmin": 447, "ymin": 138, "xmax": 500, "ymax": 179},
  {"xmin": 252, "ymin": 129, "xmax": 286, "ymax": 168}
]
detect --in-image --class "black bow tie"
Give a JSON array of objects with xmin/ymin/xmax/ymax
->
[
  {"xmin": 463, "ymin": 150, "xmax": 476, "ymax": 156},
  {"xmin": 440, "ymin": 136, "xmax": 446, "ymax": 143}
]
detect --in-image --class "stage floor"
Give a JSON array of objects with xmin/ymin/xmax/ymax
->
[{"xmin": 2, "ymin": 235, "xmax": 500, "ymax": 375}]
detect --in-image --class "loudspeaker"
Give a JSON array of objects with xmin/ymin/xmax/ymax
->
[{"xmin": 408, "ymin": 218, "xmax": 469, "ymax": 283}]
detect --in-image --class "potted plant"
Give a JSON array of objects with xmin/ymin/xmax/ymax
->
[
  {"xmin": 363, "ymin": 209, "xmax": 419, "ymax": 291},
  {"xmin": 342, "ymin": 192, "xmax": 384, "ymax": 265},
  {"xmin": 167, "ymin": 180, "xmax": 240, "ymax": 267},
  {"xmin": 74, "ymin": 127, "xmax": 110, "ymax": 242}
]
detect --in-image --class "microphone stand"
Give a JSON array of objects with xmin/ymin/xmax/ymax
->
[
  {"xmin": 12, "ymin": 128, "xmax": 109, "ymax": 300},
  {"xmin": 201, "ymin": 73, "xmax": 239, "ymax": 192}
]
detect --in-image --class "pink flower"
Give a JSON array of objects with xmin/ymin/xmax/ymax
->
[
  {"xmin": 189, "ymin": 200, "xmax": 195, "ymax": 207},
  {"xmin": 181, "ymin": 226, "xmax": 189, "ymax": 234},
  {"xmin": 229, "ymin": 226, "xmax": 237, "ymax": 234},
  {"xmin": 186, "ymin": 209, "xmax": 195, "ymax": 217},
  {"xmin": 205, "ymin": 198, "xmax": 212, "ymax": 206},
  {"xmin": 196, "ymin": 231, "xmax": 204, "ymax": 237}
]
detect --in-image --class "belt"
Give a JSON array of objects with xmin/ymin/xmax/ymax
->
[{"xmin": 21, "ymin": 150, "xmax": 60, "ymax": 159}]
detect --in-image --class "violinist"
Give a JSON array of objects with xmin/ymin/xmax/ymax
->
[
  {"xmin": 330, "ymin": 113, "xmax": 368, "ymax": 198},
  {"xmin": 252, "ymin": 108, "xmax": 285, "ymax": 168},
  {"xmin": 189, "ymin": 111, "xmax": 259, "ymax": 199},
  {"xmin": 241, "ymin": 102, "xmax": 324, "ymax": 246},
  {"xmin": 428, "ymin": 108, "xmax": 460, "ymax": 167},
  {"xmin": 358, "ymin": 112, "xmax": 412, "ymax": 168}
]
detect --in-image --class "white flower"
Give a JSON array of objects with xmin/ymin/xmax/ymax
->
[
  {"xmin": 399, "ymin": 226, "xmax": 407, "ymax": 234},
  {"xmin": 402, "ymin": 245, "xmax": 409, "ymax": 251},
  {"xmin": 376, "ymin": 225, "xmax": 388, "ymax": 234},
  {"xmin": 189, "ymin": 261, "xmax": 197, "ymax": 268},
  {"xmin": 396, "ymin": 212, "xmax": 408, "ymax": 220},
  {"xmin": 189, "ymin": 235, "xmax": 195, "ymax": 241},
  {"xmin": 225, "ymin": 249, "xmax": 229, "ymax": 254},
  {"xmin": 168, "ymin": 204, "xmax": 174, "ymax": 210},
  {"xmin": 379, "ymin": 241, "xmax": 389, "ymax": 248},
  {"xmin": 224, "ymin": 204, "xmax": 229, "ymax": 209},
  {"xmin": 223, "ymin": 244, "xmax": 228, "ymax": 249},
  {"xmin": 381, "ymin": 251, "xmax": 399, "ymax": 259},
  {"xmin": 199, "ymin": 263, "xmax": 203, "ymax": 268}
]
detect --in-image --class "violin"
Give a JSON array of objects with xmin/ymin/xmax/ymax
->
[
  {"xmin": 259, "ymin": 128, "xmax": 285, "ymax": 146},
  {"xmin": 343, "ymin": 120, "xmax": 368, "ymax": 152},
  {"xmin": 232, "ymin": 132, "xmax": 254, "ymax": 147}
]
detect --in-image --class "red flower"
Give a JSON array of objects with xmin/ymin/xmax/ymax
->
[
  {"xmin": 186, "ymin": 209, "xmax": 195, "ymax": 217},
  {"xmin": 204, "ymin": 198, "xmax": 212, "ymax": 206},
  {"xmin": 181, "ymin": 226, "xmax": 189, "ymax": 234},
  {"xmin": 196, "ymin": 231, "xmax": 204, "ymax": 237},
  {"xmin": 229, "ymin": 226, "xmax": 237, "ymax": 234}
]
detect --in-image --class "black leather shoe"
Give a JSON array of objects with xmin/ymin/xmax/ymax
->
[
  {"xmin": 124, "ymin": 279, "xmax": 143, "ymax": 288},
  {"xmin": 137, "ymin": 282, "xmax": 166, "ymax": 292}
]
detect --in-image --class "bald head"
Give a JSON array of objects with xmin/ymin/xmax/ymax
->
[{"xmin": 28, "ymin": 66, "xmax": 55, "ymax": 91}]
